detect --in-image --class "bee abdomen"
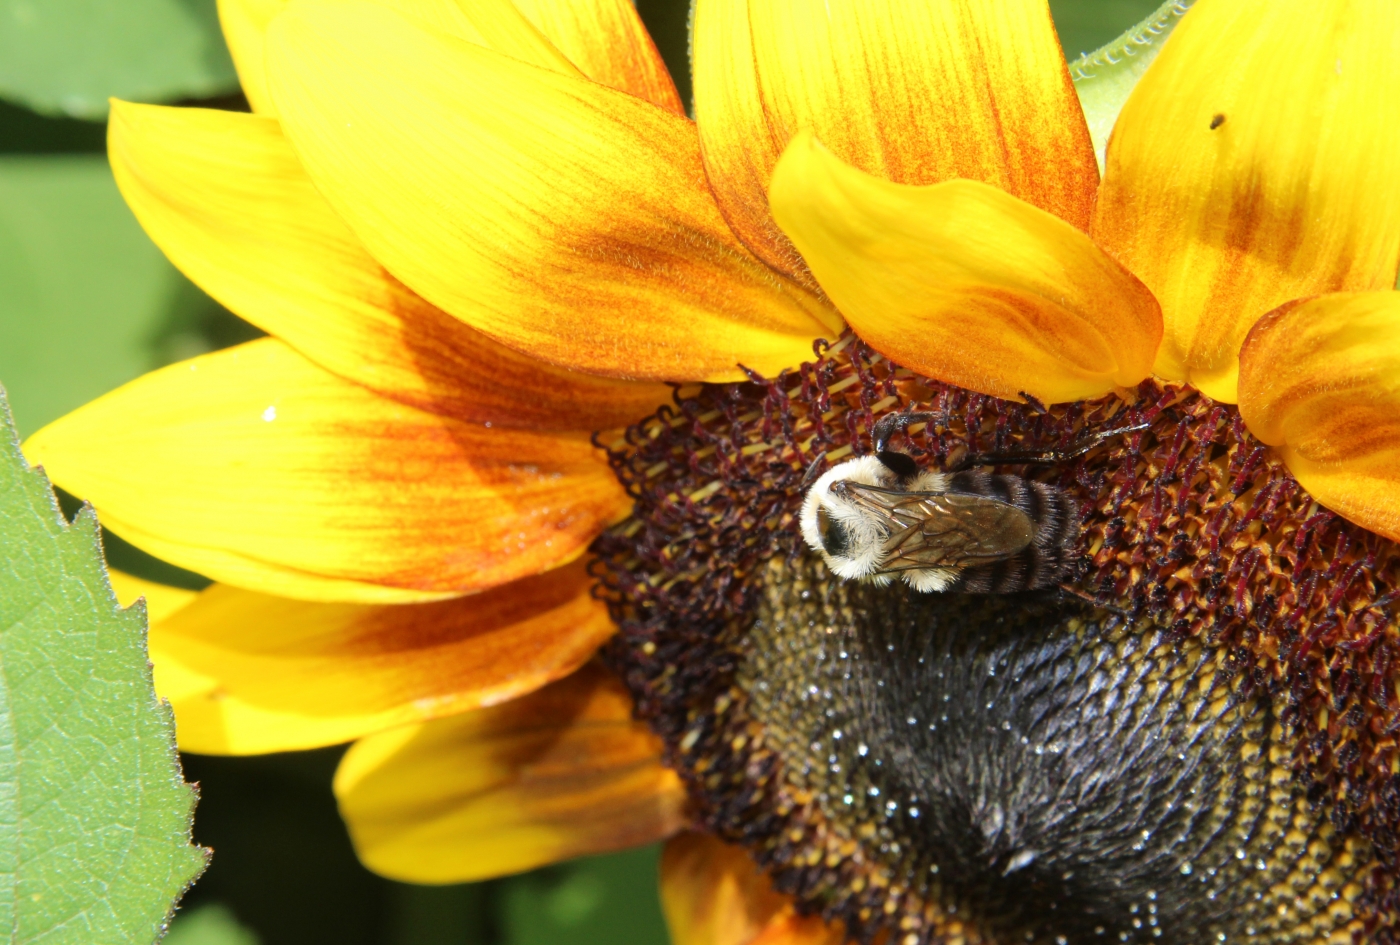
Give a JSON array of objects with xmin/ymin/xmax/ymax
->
[{"xmin": 945, "ymin": 471, "xmax": 1079, "ymax": 594}]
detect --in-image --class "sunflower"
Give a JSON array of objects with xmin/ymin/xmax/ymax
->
[{"xmin": 23, "ymin": 0, "xmax": 1400, "ymax": 941}]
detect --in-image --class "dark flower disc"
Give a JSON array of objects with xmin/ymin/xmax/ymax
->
[{"xmin": 593, "ymin": 335, "xmax": 1400, "ymax": 944}]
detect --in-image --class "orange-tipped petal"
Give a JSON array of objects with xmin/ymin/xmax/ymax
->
[
  {"xmin": 25, "ymin": 339, "xmax": 628, "ymax": 603},
  {"xmin": 217, "ymin": 0, "xmax": 579, "ymax": 116},
  {"xmin": 265, "ymin": 0, "xmax": 838, "ymax": 384},
  {"xmin": 748, "ymin": 917, "xmax": 847, "ymax": 945},
  {"xmin": 661, "ymin": 832, "xmax": 846, "ymax": 945},
  {"xmin": 145, "ymin": 561, "xmax": 615, "ymax": 755},
  {"xmin": 770, "ymin": 133, "xmax": 1161, "ymax": 404},
  {"xmin": 692, "ymin": 0, "xmax": 1098, "ymax": 284},
  {"xmin": 334, "ymin": 662, "xmax": 688, "ymax": 883},
  {"xmin": 1093, "ymin": 0, "xmax": 1400, "ymax": 402},
  {"xmin": 108, "ymin": 101, "xmax": 669, "ymax": 432},
  {"xmin": 1238, "ymin": 291, "xmax": 1400, "ymax": 541},
  {"xmin": 511, "ymin": 0, "xmax": 683, "ymax": 114}
]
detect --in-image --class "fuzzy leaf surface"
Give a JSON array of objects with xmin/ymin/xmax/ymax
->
[{"xmin": 0, "ymin": 386, "xmax": 205, "ymax": 943}]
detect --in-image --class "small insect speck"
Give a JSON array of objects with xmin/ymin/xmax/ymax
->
[{"xmin": 1210, "ymin": 113, "xmax": 1226, "ymax": 130}]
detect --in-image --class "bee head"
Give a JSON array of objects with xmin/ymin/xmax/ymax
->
[
  {"xmin": 799, "ymin": 455, "xmax": 896, "ymax": 581},
  {"xmin": 813, "ymin": 505, "xmax": 850, "ymax": 556}
]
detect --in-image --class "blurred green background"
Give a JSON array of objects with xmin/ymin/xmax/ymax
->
[{"xmin": 0, "ymin": 1, "xmax": 1163, "ymax": 943}]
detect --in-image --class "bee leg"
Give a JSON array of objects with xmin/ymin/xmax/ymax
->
[
  {"xmin": 953, "ymin": 423, "xmax": 1150, "ymax": 471},
  {"xmin": 871, "ymin": 411, "xmax": 942, "ymax": 454},
  {"xmin": 798, "ymin": 451, "xmax": 829, "ymax": 489},
  {"xmin": 1056, "ymin": 582, "xmax": 1132, "ymax": 620}
]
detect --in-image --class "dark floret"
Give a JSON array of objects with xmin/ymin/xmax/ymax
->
[{"xmin": 593, "ymin": 333, "xmax": 1400, "ymax": 944}]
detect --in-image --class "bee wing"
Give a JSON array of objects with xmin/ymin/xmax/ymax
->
[{"xmin": 837, "ymin": 482, "xmax": 1035, "ymax": 572}]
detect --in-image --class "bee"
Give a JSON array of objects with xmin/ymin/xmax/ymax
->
[{"xmin": 800, "ymin": 412, "xmax": 1145, "ymax": 594}]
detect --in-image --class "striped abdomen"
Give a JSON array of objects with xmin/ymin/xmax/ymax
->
[{"xmin": 943, "ymin": 470, "xmax": 1079, "ymax": 594}]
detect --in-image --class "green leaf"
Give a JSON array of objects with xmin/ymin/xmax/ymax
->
[
  {"xmin": 0, "ymin": 100, "xmax": 105, "ymax": 154},
  {"xmin": 0, "ymin": 156, "xmax": 186, "ymax": 439},
  {"xmin": 0, "ymin": 385, "xmax": 206, "ymax": 943},
  {"xmin": 163, "ymin": 905, "xmax": 259, "ymax": 945},
  {"xmin": 0, "ymin": 0, "xmax": 238, "ymax": 121},
  {"xmin": 1068, "ymin": 0, "xmax": 1196, "ymax": 172},
  {"xmin": 500, "ymin": 846, "xmax": 668, "ymax": 945},
  {"xmin": 0, "ymin": 154, "xmax": 263, "ymax": 440}
]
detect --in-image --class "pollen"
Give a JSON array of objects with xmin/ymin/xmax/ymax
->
[{"xmin": 592, "ymin": 333, "xmax": 1400, "ymax": 942}]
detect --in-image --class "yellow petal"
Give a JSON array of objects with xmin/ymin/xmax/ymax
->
[
  {"xmin": 109, "ymin": 101, "xmax": 669, "ymax": 432},
  {"xmin": 217, "ymin": 0, "xmax": 578, "ymax": 117},
  {"xmin": 1093, "ymin": 0, "xmax": 1400, "ymax": 402},
  {"xmin": 107, "ymin": 569, "xmax": 201, "ymax": 623},
  {"xmin": 770, "ymin": 133, "xmax": 1161, "ymax": 404},
  {"xmin": 149, "ymin": 561, "xmax": 615, "ymax": 755},
  {"xmin": 692, "ymin": 0, "xmax": 1098, "ymax": 283},
  {"xmin": 218, "ymin": 0, "xmax": 284, "ymax": 114},
  {"xmin": 375, "ymin": 0, "xmax": 579, "ymax": 73},
  {"xmin": 511, "ymin": 0, "xmax": 683, "ymax": 114},
  {"xmin": 1238, "ymin": 291, "xmax": 1400, "ymax": 541},
  {"xmin": 266, "ymin": 0, "xmax": 838, "ymax": 384},
  {"xmin": 661, "ymin": 832, "xmax": 846, "ymax": 945},
  {"xmin": 25, "ymin": 339, "xmax": 628, "ymax": 604},
  {"xmin": 334, "ymin": 662, "xmax": 688, "ymax": 883}
]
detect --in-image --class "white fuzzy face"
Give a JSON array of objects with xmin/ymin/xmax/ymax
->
[
  {"xmin": 799, "ymin": 454, "xmax": 957, "ymax": 591},
  {"xmin": 800, "ymin": 455, "xmax": 895, "ymax": 581}
]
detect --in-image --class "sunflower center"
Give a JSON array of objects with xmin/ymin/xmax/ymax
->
[
  {"xmin": 744, "ymin": 554, "xmax": 1358, "ymax": 943},
  {"xmin": 592, "ymin": 334, "xmax": 1400, "ymax": 943}
]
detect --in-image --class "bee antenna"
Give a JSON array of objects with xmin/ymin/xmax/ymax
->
[
  {"xmin": 957, "ymin": 420, "xmax": 1152, "ymax": 470},
  {"xmin": 799, "ymin": 451, "xmax": 829, "ymax": 489},
  {"xmin": 876, "ymin": 450, "xmax": 921, "ymax": 481},
  {"xmin": 1084, "ymin": 421, "xmax": 1151, "ymax": 451}
]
